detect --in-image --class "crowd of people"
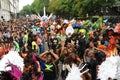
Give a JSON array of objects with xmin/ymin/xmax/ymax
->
[{"xmin": 0, "ymin": 14, "xmax": 120, "ymax": 80}]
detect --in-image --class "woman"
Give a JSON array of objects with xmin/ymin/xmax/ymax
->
[
  {"xmin": 84, "ymin": 41, "xmax": 109, "ymax": 80},
  {"xmin": 23, "ymin": 53, "xmax": 42, "ymax": 80},
  {"xmin": 84, "ymin": 41, "xmax": 98, "ymax": 80},
  {"xmin": 84, "ymin": 41, "xmax": 96, "ymax": 63},
  {"xmin": 60, "ymin": 41, "xmax": 83, "ymax": 80},
  {"xmin": 39, "ymin": 49, "xmax": 59, "ymax": 80},
  {"xmin": 36, "ymin": 34, "xmax": 42, "ymax": 55}
]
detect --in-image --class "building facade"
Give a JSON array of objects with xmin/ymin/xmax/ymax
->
[{"xmin": 0, "ymin": 0, "xmax": 19, "ymax": 21}]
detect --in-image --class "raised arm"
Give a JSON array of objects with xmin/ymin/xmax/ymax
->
[
  {"xmin": 83, "ymin": 49, "xmax": 88, "ymax": 63},
  {"xmin": 39, "ymin": 50, "xmax": 49, "ymax": 62},
  {"xmin": 36, "ymin": 61, "xmax": 41, "ymax": 73},
  {"xmin": 49, "ymin": 49, "xmax": 59, "ymax": 63},
  {"xmin": 60, "ymin": 36, "xmax": 66, "ymax": 56},
  {"xmin": 94, "ymin": 47, "xmax": 106, "ymax": 54}
]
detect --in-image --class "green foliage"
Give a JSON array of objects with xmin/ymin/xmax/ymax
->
[
  {"xmin": 19, "ymin": 0, "xmax": 117, "ymax": 17},
  {"xmin": 19, "ymin": 5, "xmax": 32, "ymax": 16},
  {"xmin": 31, "ymin": 0, "xmax": 49, "ymax": 14},
  {"xmin": 20, "ymin": 0, "xmax": 49, "ymax": 16}
]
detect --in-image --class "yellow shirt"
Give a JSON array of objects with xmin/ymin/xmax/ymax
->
[{"xmin": 32, "ymin": 41, "xmax": 38, "ymax": 50}]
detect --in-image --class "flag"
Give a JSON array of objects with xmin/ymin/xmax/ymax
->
[
  {"xmin": 97, "ymin": 17, "xmax": 103, "ymax": 28},
  {"xmin": 92, "ymin": 22, "xmax": 98, "ymax": 29},
  {"xmin": 82, "ymin": 20, "xmax": 92, "ymax": 28},
  {"xmin": 85, "ymin": 29, "xmax": 90, "ymax": 40},
  {"xmin": 103, "ymin": 18, "xmax": 108, "ymax": 23},
  {"xmin": 92, "ymin": 17, "xmax": 103, "ymax": 29}
]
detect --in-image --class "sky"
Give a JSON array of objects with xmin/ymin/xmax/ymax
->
[{"xmin": 19, "ymin": 0, "xmax": 34, "ymax": 11}]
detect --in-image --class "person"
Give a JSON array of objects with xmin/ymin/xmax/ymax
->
[
  {"xmin": 23, "ymin": 32, "xmax": 28, "ymax": 45},
  {"xmin": 86, "ymin": 51, "xmax": 98, "ymax": 80},
  {"xmin": 22, "ymin": 52, "xmax": 42, "ymax": 80},
  {"xmin": 0, "ymin": 44, "xmax": 5, "ymax": 59},
  {"xmin": 13, "ymin": 36, "xmax": 20, "ymax": 52},
  {"xmin": 78, "ymin": 32, "xmax": 86, "ymax": 59},
  {"xmin": 60, "ymin": 41, "xmax": 81, "ymax": 80},
  {"xmin": 107, "ymin": 35, "xmax": 118, "ymax": 57},
  {"xmin": 84, "ymin": 41, "xmax": 98, "ymax": 80},
  {"xmin": 36, "ymin": 34, "xmax": 42, "ymax": 55},
  {"xmin": 50, "ymin": 34, "xmax": 59, "ymax": 51},
  {"xmin": 39, "ymin": 49, "xmax": 59, "ymax": 80},
  {"xmin": 18, "ymin": 31, "xmax": 24, "ymax": 51},
  {"xmin": 32, "ymin": 35, "xmax": 38, "ymax": 51},
  {"xmin": 84, "ymin": 41, "xmax": 96, "ymax": 63}
]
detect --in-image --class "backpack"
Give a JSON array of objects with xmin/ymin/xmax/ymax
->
[{"xmin": 8, "ymin": 63, "xmax": 22, "ymax": 80}]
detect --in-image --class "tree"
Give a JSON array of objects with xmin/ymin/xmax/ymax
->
[
  {"xmin": 19, "ymin": 5, "xmax": 32, "ymax": 16},
  {"xmin": 20, "ymin": 0, "xmax": 117, "ymax": 17},
  {"xmin": 31, "ymin": 0, "xmax": 49, "ymax": 14},
  {"xmin": 20, "ymin": 0, "xmax": 50, "ymax": 16},
  {"xmin": 48, "ymin": 0, "xmax": 116, "ymax": 17},
  {"xmin": 78, "ymin": 0, "xmax": 116, "ymax": 16},
  {"xmin": 48, "ymin": 0, "xmax": 74, "ymax": 18}
]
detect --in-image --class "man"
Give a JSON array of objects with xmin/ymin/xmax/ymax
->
[
  {"xmin": 78, "ymin": 31, "xmax": 86, "ymax": 59},
  {"xmin": 50, "ymin": 35, "xmax": 59, "ymax": 51}
]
